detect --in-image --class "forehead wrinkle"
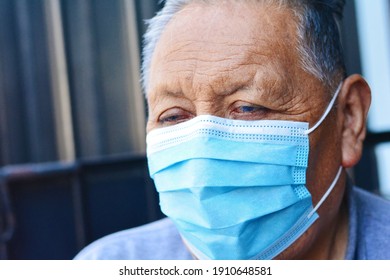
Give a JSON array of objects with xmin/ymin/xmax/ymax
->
[
  {"xmin": 149, "ymin": 1, "xmax": 309, "ymax": 107},
  {"xmin": 206, "ymin": 71, "xmax": 256, "ymax": 98},
  {"xmin": 188, "ymin": 58, "xmax": 265, "ymax": 98},
  {"xmin": 155, "ymin": 46, "xmax": 269, "ymax": 99}
]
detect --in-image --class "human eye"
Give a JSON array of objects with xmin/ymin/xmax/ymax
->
[
  {"xmin": 231, "ymin": 101, "xmax": 270, "ymax": 119},
  {"xmin": 237, "ymin": 105, "xmax": 260, "ymax": 113},
  {"xmin": 158, "ymin": 107, "xmax": 194, "ymax": 126}
]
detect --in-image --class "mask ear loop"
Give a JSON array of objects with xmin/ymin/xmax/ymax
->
[
  {"xmin": 304, "ymin": 82, "xmax": 343, "ymax": 135},
  {"xmin": 307, "ymin": 166, "xmax": 343, "ymax": 219},
  {"xmin": 304, "ymin": 82, "xmax": 344, "ymax": 218}
]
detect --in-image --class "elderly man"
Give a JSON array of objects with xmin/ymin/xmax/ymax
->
[{"xmin": 75, "ymin": 0, "xmax": 390, "ymax": 260}]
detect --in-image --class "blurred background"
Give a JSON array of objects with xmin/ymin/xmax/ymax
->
[{"xmin": 0, "ymin": 0, "xmax": 389, "ymax": 260}]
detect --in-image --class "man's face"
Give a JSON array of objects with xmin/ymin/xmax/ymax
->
[{"xmin": 146, "ymin": 2, "xmax": 346, "ymax": 259}]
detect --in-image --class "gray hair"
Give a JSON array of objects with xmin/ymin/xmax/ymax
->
[{"xmin": 141, "ymin": 0, "xmax": 346, "ymax": 95}]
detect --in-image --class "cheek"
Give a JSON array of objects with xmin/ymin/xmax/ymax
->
[{"xmin": 306, "ymin": 113, "xmax": 342, "ymax": 205}]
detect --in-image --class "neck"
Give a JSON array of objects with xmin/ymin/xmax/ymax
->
[
  {"xmin": 303, "ymin": 198, "xmax": 349, "ymax": 260},
  {"xmin": 328, "ymin": 200, "xmax": 349, "ymax": 259}
]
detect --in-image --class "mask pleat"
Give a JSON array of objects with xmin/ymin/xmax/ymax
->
[{"xmin": 146, "ymin": 115, "xmax": 323, "ymax": 260}]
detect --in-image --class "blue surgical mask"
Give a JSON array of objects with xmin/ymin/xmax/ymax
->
[{"xmin": 146, "ymin": 83, "xmax": 343, "ymax": 260}]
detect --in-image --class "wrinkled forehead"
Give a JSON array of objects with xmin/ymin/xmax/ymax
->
[
  {"xmin": 147, "ymin": 2, "xmax": 308, "ymax": 99},
  {"xmin": 155, "ymin": 2, "xmax": 299, "ymax": 56}
]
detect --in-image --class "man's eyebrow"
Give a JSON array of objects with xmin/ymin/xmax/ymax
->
[
  {"xmin": 247, "ymin": 79, "xmax": 296, "ymax": 107},
  {"xmin": 149, "ymin": 83, "xmax": 183, "ymax": 97},
  {"xmin": 151, "ymin": 83, "xmax": 251, "ymax": 99},
  {"xmin": 221, "ymin": 84, "xmax": 253, "ymax": 96},
  {"xmin": 158, "ymin": 90, "xmax": 185, "ymax": 98},
  {"xmin": 253, "ymin": 77, "xmax": 287, "ymax": 96}
]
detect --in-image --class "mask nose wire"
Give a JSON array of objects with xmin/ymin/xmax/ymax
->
[{"xmin": 304, "ymin": 82, "xmax": 343, "ymax": 135}]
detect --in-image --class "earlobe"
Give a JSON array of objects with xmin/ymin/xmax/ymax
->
[{"xmin": 340, "ymin": 74, "xmax": 371, "ymax": 168}]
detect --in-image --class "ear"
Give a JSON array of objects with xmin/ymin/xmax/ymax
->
[{"xmin": 339, "ymin": 74, "xmax": 371, "ymax": 168}]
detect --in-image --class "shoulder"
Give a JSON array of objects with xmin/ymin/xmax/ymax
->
[
  {"xmin": 74, "ymin": 218, "xmax": 192, "ymax": 260},
  {"xmin": 352, "ymin": 186, "xmax": 390, "ymax": 259},
  {"xmin": 353, "ymin": 186, "xmax": 390, "ymax": 220}
]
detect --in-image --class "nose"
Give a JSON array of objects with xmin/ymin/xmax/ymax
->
[{"xmin": 193, "ymin": 97, "xmax": 227, "ymax": 119}]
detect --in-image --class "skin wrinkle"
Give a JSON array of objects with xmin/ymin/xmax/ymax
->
[
  {"xmin": 150, "ymin": 1, "xmax": 327, "ymax": 259},
  {"xmin": 148, "ymin": 1, "xmax": 330, "ymax": 127},
  {"xmin": 149, "ymin": 6, "xmax": 290, "ymax": 109},
  {"xmin": 141, "ymin": 0, "xmax": 345, "ymax": 95},
  {"xmin": 149, "ymin": 1, "xmax": 327, "ymax": 128},
  {"xmin": 146, "ymin": 0, "xmax": 372, "ymax": 260},
  {"xmin": 150, "ymin": 48, "xmax": 299, "ymax": 121}
]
